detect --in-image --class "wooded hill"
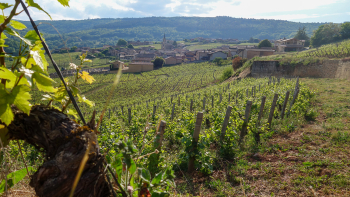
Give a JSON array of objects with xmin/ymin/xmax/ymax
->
[{"xmin": 15, "ymin": 17, "xmax": 325, "ymax": 49}]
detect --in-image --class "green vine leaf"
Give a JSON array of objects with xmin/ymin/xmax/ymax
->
[
  {"xmin": 0, "ymin": 3, "xmax": 13, "ymax": 10},
  {"xmin": 4, "ymin": 28, "xmax": 32, "ymax": 46},
  {"xmin": 77, "ymin": 94, "xmax": 94, "ymax": 107},
  {"xmin": 0, "ymin": 39, "xmax": 8, "ymax": 47},
  {"xmin": 0, "ymin": 67, "xmax": 16, "ymax": 83},
  {"xmin": 0, "ymin": 167, "xmax": 33, "ymax": 194},
  {"xmin": 0, "ymin": 126, "xmax": 9, "ymax": 147},
  {"xmin": 57, "ymin": 0, "xmax": 70, "ymax": 7},
  {"xmin": 0, "ymin": 15, "xmax": 4, "ymax": 24},
  {"xmin": 10, "ymin": 20, "xmax": 27, "ymax": 30},
  {"xmin": 0, "ymin": 84, "xmax": 31, "ymax": 126},
  {"xmin": 25, "ymin": 0, "xmax": 52, "ymax": 20},
  {"xmin": 32, "ymin": 72, "xmax": 56, "ymax": 92}
]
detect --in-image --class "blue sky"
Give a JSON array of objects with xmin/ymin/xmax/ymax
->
[{"xmin": 4, "ymin": 0, "xmax": 350, "ymax": 23}]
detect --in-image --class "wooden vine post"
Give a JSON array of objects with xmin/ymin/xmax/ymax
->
[
  {"xmin": 280, "ymin": 91, "xmax": 290, "ymax": 119},
  {"xmin": 171, "ymin": 103, "xmax": 175, "ymax": 121},
  {"xmin": 267, "ymin": 94, "xmax": 279, "ymax": 129},
  {"xmin": 220, "ymin": 106, "xmax": 232, "ymax": 142},
  {"xmin": 148, "ymin": 120, "xmax": 166, "ymax": 177},
  {"xmin": 256, "ymin": 96, "xmax": 266, "ymax": 127},
  {"xmin": 128, "ymin": 108, "xmax": 131, "ymax": 124},
  {"xmin": 188, "ymin": 112, "xmax": 203, "ymax": 173},
  {"xmin": 239, "ymin": 101, "xmax": 252, "ymax": 144},
  {"xmin": 190, "ymin": 100, "xmax": 193, "ymax": 112}
]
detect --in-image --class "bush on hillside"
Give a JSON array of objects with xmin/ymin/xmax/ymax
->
[
  {"xmin": 220, "ymin": 67, "xmax": 233, "ymax": 82},
  {"xmin": 232, "ymin": 56, "xmax": 247, "ymax": 71}
]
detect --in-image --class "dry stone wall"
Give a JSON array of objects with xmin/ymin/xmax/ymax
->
[{"xmin": 251, "ymin": 59, "xmax": 350, "ymax": 79}]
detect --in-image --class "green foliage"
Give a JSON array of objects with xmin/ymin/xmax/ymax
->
[
  {"xmin": 310, "ymin": 23, "xmax": 341, "ymax": 47},
  {"xmin": 340, "ymin": 22, "xmax": 350, "ymax": 39},
  {"xmin": 153, "ymin": 57, "xmax": 165, "ymax": 69},
  {"xmin": 294, "ymin": 26, "xmax": 310, "ymax": 46},
  {"xmin": 220, "ymin": 67, "xmax": 233, "ymax": 82},
  {"xmin": 117, "ymin": 39, "xmax": 127, "ymax": 46},
  {"xmin": 0, "ymin": 167, "xmax": 33, "ymax": 194},
  {"xmin": 213, "ymin": 57, "xmax": 223, "ymax": 65},
  {"xmin": 9, "ymin": 17, "xmax": 326, "ymax": 50},
  {"xmin": 127, "ymin": 44, "xmax": 134, "ymax": 49},
  {"xmin": 258, "ymin": 39, "xmax": 272, "ymax": 48}
]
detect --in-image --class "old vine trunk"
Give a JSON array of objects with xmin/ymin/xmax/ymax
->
[{"xmin": 7, "ymin": 105, "xmax": 111, "ymax": 197}]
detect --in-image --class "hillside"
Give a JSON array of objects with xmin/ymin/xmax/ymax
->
[{"xmin": 14, "ymin": 17, "xmax": 325, "ymax": 50}]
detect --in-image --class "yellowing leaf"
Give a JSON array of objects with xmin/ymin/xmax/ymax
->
[
  {"xmin": 79, "ymin": 71, "xmax": 95, "ymax": 84},
  {"xmin": 57, "ymin": 0, "xmax": 70, "ymax": 7},
  {"xmin": 10, "ymin": 20, "xmax": 27, "ymax": 30}
]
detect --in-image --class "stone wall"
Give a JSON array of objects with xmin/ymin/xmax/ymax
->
[{"xmin": 251, "ymin": 59, "xmax": 350, "ymax": 79}]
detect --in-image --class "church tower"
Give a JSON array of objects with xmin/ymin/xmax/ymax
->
[{"xmin": 162, "ymin": 33, "xmax": 166, "ymax": 50}]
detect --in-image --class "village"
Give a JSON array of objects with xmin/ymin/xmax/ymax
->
[{"xmin": 51, "ymin": 35, "xmax": 307, "ymax": 76}]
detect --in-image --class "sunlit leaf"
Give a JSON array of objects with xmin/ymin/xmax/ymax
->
[
  {"xmin": 0, "ymin": 39, "xmax": 8, "ymax": 47},
  {"xmin": 24, "ymin": 30, "xmax": 40, "ymax": 42},
  {"xmin": 19, "ymin": 66, "xmax": 34, "ymax": 86},
  {"xmin": 77, "ymin": 94, "xmax": 94, "ymax": 107},
  {"xmin": 30, "ymin": 50, "xmax": 45, "ymax": 71},
  {"xmin": 4, "ymin": 28, "xmax": 32, "ymax": 46},
  {"xmin": 0, "ymin": 67, "xmax": 17, "ymax": 83},
  {"xmin": 0, "ymin": 84, "xmax": 31, "ymax": 125},
  {"xmin": 41, "ymin": 94, "xmax": 52, "ymax": 101},
  {"xmin": 25, "ymin": 0, "xmax": 52, "ymax": 20},
  {"xmin": 57, "ymin": 0, "xmax": 70, "ymax": 7},
  {"xmin": 0, "ymin": 3, "xmax": 12, "ymax": 10},
  {"xmin": 0, "ymin": 15, "xmax": 4, "ymax": 24},
  {"xmin": 6, "ymin": 71, "xmax": 29, "ymax": 89},
  {"xmin": 79, "ymin": 71, "xmax": 95, "ymax": 84},
  {"xmin": 66, "ymin": 108, "xmax": 78, "ymax": 119},
  {"xmin": 0, "ymin": 167, "xmax": 33, "ymax": 194},
  {"xmin": 10, "ymin": 20, "xmax": 27, "ymax": 30},
  {"xmin": 32, "ymin": 72, "xmax": 56, "ymax": 92}
]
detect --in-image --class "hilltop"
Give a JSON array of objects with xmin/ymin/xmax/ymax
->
[{"xmin": 16, "ymin": 17, "xmax": 325, "ymax": 49}]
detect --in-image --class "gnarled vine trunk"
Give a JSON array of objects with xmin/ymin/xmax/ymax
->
[{"xmin": 7, "ymin": 105, "xmax": 111, "ymax": 197}]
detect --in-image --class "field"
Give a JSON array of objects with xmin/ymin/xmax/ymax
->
[
  {"xmin": 134, "ymin": 44, "xmax": 162, "ymax": 50},
  {"xmin": 185, "ymin": 42, "xmax": 258, "ymax": 51}
]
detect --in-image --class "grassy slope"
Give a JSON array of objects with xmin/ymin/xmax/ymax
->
[{"xmin": 174, "ymin": 78, "xmax": 350, "ymax": 196}]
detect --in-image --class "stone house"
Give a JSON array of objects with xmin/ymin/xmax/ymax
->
[
  {"xmin": 126, "ymin": 62, "xmax": 154, "ymax": 73},
  {"xmin": 165, "ymin": 56, "xmax": 182, "ymax": 65},
  {"xmin": 209, "ymin": 51, "xmax": 227, "ymax": 61},
  {"xmin": 238, "ymin": 49, "xmax": 274, "ymax": 59},
  {"xmin": 274, "ymin": 38, "xmax": 305, "ymax": 52},
  {"xmin": 110, "ymin": 60, "xmax": 125, "ymax": 70}
]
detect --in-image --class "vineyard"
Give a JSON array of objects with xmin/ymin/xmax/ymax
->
[
  {"xmin": 31, "ymin": 62, "xmax": 231, "ymax": 112},
  {"xmin": 257, "ymin": 39, "xmax": 350, "ymax": 65}
]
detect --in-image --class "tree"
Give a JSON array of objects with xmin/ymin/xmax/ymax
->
[
  {"xmin": 340, "ymin": 22, "xmax": 350, "ymax": 39},
  {"xmin": 213, "ymin": 57, "xmax": 223, "ymax": 65},
  {"xmin": 258, "ymin": 39, "xmax": 272, "ymax": 48},
  {"xmin": 127, "ymin": 44, "xmax": 134, "ymax": 49},
  {"xmin": 294, "ymin": 26, "xmax": 310, "ymax": 46},
  {"xmin": 173, "ymin": 41, "xmax": 177, "ymax": 46},
  {"xmin": 70, "ymin": 46, "xmax": 78, "ymax": 52},
  {"xmin": 310, "ymin": 23, "xmax": 341, "ymax": 47},
  {"xmin": 117, "ymin": 39, "xmax": 127, "ymax": 46},
  {"xmin": 153, "ymin": 57, "xmax": 165, "ymax": 69}
]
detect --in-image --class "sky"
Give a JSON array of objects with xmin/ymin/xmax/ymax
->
[{"xmin": 4, "ymin": 0, "xmax": 350, "ymax": 23}]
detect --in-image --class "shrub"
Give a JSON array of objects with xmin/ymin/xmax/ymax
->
[
  {"xmin": 220, "ymin": 67, "xmax": 233, "ymax": 82},
  {"xmin": 232, "ymin": 56, "xmax": 247, "ymax": 71}
]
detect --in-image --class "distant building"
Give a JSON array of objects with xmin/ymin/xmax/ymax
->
[
  {"xmin": 165, "ymin": 56, "xmax": 182, "ymax": 65},
  {"xmin": 110, "ymin": 60, "xmax": 125, "ymax": 70},
  {"xmin": 161, "ymin": 34, "xmax": 174, "ymax": 50},
  {"xmin": 127, "ymin": 62, "xmax": 154, "ymax": 72},
  {"xmin": 274, "ymin": 38, "xmax": 305, "ymax": 52},
  {"xmin": 209, "ymin": 51, "xmax": 227, "ymax": 61},
  {"xmin": 238, "ymin": 49, "xmax": 274, "ymax": 59}
]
